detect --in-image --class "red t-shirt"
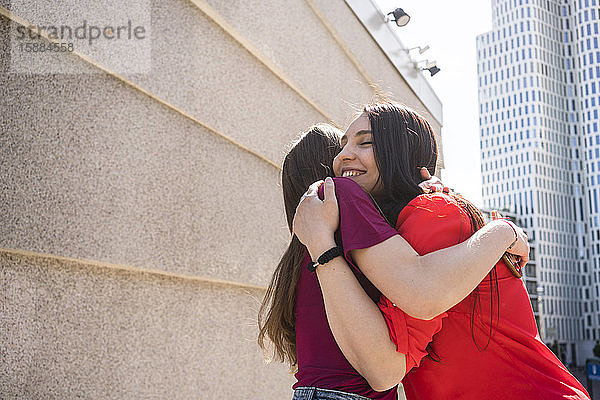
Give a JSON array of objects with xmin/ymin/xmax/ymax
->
[
  {"xmin": 381, "ymin": 193, "xmax": 590, "ymax": 400},
  {"xmin": 294, "ymin": 178, "xmax": 444, "ymax": 399}
]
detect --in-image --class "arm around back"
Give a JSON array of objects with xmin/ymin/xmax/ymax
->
[
  {"xmin": 351, "ymin": 194, "xmax": 524, "ymax": 319},
  {"xmin": 296, "ymin": 178, "xmax": 528, "ymax": 320}
]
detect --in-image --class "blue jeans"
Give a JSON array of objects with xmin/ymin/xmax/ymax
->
[{"xmin": 292, "ymin": 387, "xmax": 370, "ymax": 400}]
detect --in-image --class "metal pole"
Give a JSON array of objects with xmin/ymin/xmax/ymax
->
[{"xmin": 587, "ymin": 359, "xmax": 595, "ymax": 399}]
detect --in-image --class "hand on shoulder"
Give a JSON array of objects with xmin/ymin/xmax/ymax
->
[{"xmin": 293, "ymin": 177, "xmax": 339, "ymax": 252}]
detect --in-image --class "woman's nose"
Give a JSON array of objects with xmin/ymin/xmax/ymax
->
[{"xmin": 337, "ymin": 145, "xmax": 355, "ymax": 161}]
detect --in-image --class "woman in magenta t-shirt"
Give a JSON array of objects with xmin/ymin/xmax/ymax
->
[
  {"xmin": 293, "ymin": 102, "xmax": 589, "ymax": 399},
  {"xmin": 259, "ymin": 111, "xmax": 531, "ymax": 398}
]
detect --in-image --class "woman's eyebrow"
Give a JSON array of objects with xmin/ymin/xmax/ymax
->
[{"xmin": 341, "ymin": 130, "xmax": 372, "ymax": 145}]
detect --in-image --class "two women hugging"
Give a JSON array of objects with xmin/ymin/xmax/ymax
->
[{"xmin": 259, "ymin": 101, "xmax": 590, "ymax": 400}]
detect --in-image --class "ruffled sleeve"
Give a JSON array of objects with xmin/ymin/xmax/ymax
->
[
  {"xmin": 378, "ymin": 295, "xmax": 446, "ymax": 372},
  {"xmin": 377, "ymin": 193, "xmax": 473, "ymax": 372}
]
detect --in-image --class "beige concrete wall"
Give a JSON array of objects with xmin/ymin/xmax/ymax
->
[
  {"xmin": 1, "ymin": 251, "xmax": 293, "ymax": 399},
  {"xmin": 0, "ymin": 0, "xmax": 443, "ymax": 398}
]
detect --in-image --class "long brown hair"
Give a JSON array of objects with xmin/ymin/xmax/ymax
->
[{"xmin": 258, "ymin": 124, "xmax": 342, "ymax": 368}]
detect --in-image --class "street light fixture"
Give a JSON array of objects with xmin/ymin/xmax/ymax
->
[
  {"xmin": 386, "ymin": 8, "xmax": 410, "ymax": 27},
  {"xmin": 414, "ymin": 60, "xmax": 441, "ymax": 76},
  {"xmin": 407, "ymin": 45, "xmax": 430, "ymax": 55},
  {"xmin": 424, "ymin": 61, "xmax": 441, "ymax": 76}
]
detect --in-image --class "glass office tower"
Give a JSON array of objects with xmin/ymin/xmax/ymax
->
[{"xmin": 477, "ymin": 0, "xmax": 599, "ymax": 365}]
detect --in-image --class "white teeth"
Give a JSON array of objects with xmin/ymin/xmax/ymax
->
[{"xmin": 343, "ymin": 171, "xmax": 362, "ymax": 177}]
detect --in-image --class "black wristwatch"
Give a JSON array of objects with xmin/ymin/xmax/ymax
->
[{"xmin": 307, "ymin": 246, "xmax": 343, "ymax": 272}]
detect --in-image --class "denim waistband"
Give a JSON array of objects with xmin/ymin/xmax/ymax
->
[{"xmin": 292, "ymin": 387, "xmax": 370, "ymax": 400}]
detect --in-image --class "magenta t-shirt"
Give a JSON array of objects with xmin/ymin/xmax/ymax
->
[{"xmin": 293, "ymin": 177, "xmax": 399, "ymax": 399}]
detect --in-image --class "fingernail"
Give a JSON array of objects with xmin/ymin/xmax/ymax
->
[{"xmin": 325, "ymin": 177, "xmax": 332, "ymax": 183}]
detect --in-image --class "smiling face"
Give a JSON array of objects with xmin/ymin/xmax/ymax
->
[{"xmin": 333, "ymin": 113, "xmax": 383, "ymax": 195}]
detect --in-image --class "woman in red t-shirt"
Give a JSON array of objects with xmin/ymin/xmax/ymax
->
[
  {"xmin": 293, "ymin": 102, "xmax": 590, "ymax": 399},
  {"xmin": 259, "ymin": 108, "xmax": 531, "ymax": 399}
]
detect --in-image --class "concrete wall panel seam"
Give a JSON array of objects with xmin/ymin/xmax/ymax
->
[
  {"xmin": 0, "ymin": 247, "xmax": 268, "ymax": 291},
  {"xmin": 0, "ymin": 6, "xmax": 282, "ymax": 171},
  {"xmin": 304, "ymin": 0, "xmax": 381, "ymax": 97},
  {"xmin": 187, "ymin": 0, "xmax": 335, "ymax": 123}
]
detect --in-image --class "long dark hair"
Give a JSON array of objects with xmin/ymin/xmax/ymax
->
[
  {"xmin": 364, "ymin": 101, "xmax": 502, "ymax": 353},
  {"xmin": 258, "ymin": 124, "xmax": 342, "ymax": 368},
  {"xmin": 364, "ymin": 102, "xmax": 438, "ymax": 224}
]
